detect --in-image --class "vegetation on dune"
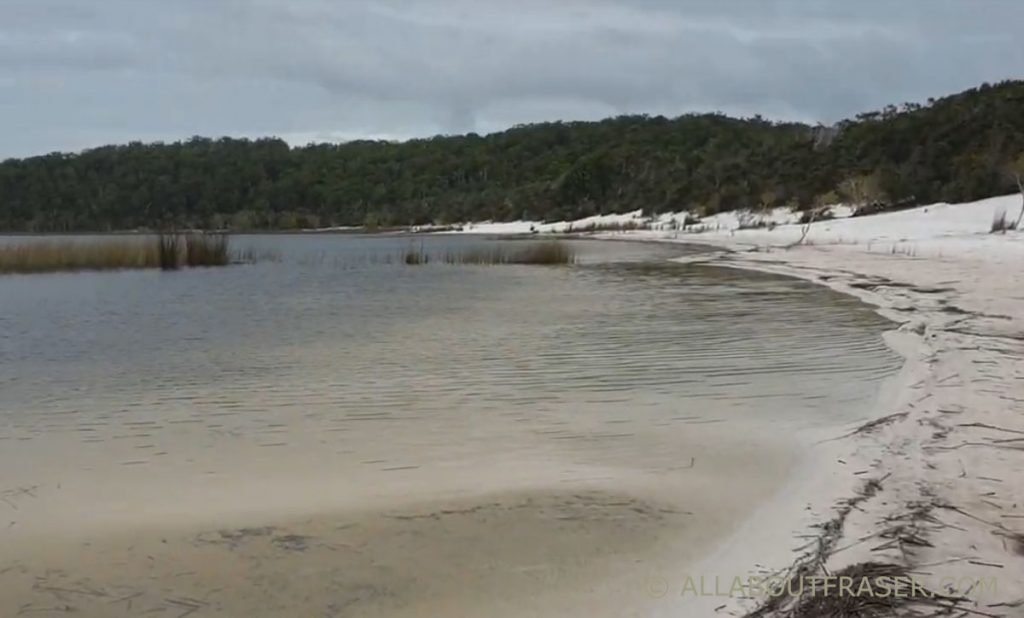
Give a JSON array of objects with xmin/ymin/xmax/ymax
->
[
  {"xmin": 2, "ymin": 80, "xmax": 1024, "ymax": 232},
  {"xmin": 0, "ymin": 234, "xmax": 241, "ymax": 274}
]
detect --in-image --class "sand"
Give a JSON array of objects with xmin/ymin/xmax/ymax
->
[
  {"xmin": 0, "ymin": 488, "xmax": 700, "ymax": 617},
  {"xmin": 605, "ymin": 194, "xmax": 1024, "ymax": 616},
  {"xmin": 0, "ymin": 435, "xmax": 794, "ymax": 617}
]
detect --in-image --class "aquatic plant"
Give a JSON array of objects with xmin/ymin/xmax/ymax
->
[
  {"xmin": 403, "ymin": 243, "xmax": 429, "ymax": 265},
  {"xmin": 504, "ymin": 241, "xmax": 575, "ymax": 264},
  {"xmin": 184, "ymin": 233, "xmax": 230, "ymax": 267},
  {"xmin": 399, "ymin": 241, "xmax": 575, "ymax": 266},
  {"xmin": 0, "ymin": 238, "xmax": 158, "ymax": 274},
  {"xmin": 0, "ymin": 234, "xmax": 252, "ymax": 275},
  {"xmin": 157, "ymin": 233, "xmax": 181, "ymax": 269}
]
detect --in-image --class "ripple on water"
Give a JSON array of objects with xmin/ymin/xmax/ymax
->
[{"xmin": 0, "ymin": 237, "xmax": 900, "ymax": 508}]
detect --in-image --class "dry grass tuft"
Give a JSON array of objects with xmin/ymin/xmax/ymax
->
[
  {"xmin": 785, "ymin": 563, "xmax": 914, "ymax": 618},
  {"xmin": 403, "ymin": 244, "xmax": 429, "ymax": 265},
  {"xmin": 504, "ymin": 242, "xmax": 575, "ymax": 264},
  {"xmin": 184, "ymin": 234, "xmax": 230, "ymax": 267},
  {"xmin": 1, "ymin": 234, "xmax": 244, "ymax": 275},
  {"xmin": 400, "ymin": 241, "xmax": 575, "ymax": 266},
  {"xmin": 157, "ymin": 234, "xmax": 180, "ymax": 270},
  {"xmin": 0, "ymin": 238, "xmax": 159, "ymax": 274}
]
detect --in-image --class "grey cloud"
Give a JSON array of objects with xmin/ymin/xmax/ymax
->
[{"xmin": 0, "ymin": 0, "xmax": 1022, "ymax": 158}]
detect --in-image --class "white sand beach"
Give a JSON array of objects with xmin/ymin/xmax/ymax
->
[{"xmin": 593, "ymin": 194, "xmax": 1024, "ymax": 616}]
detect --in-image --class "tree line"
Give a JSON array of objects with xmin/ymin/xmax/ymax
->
[{"xmin": 2, "ymin": 80, "xmax": 1023, "ymax": 232}]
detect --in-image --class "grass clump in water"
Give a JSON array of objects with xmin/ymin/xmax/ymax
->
[
  {"xmin": 157, "ymin": 234, "xmax": 180, "ymax": 270},
  {"xmin": 184, "ymin": 233, "xmax": 230, "ymax": 267},
  {"xmin": 505, "ymin": 241, "xmax": 575, "ymax": 264},
  {"xmin": 1, "ymin": 233, "xmax": 248, "ymax": 275},
  {"xmin": 400, "ymin": 241, "xmax": 575, "ymax": 266},
  {"xmin": 403, "ymin": 244, "xmax": 429, "ymax": 265},
  {"xmin": 0, "ymin": 238, "xmax": 158, "ymax": 274}
]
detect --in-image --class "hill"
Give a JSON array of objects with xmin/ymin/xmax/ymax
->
[{"xmin": 2, "ymin": 80, "xmax": 1023, "ymax": 231}]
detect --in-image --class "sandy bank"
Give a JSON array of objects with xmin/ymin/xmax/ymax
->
[{"xmin": 610, "ymin": 195, "xmax": 1024, "ymax": 616}]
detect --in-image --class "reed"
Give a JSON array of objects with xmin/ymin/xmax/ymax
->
[
  {"xmin": 157, "ymin": 234, "xmax": 180, "ymax": 269},
  {"xmin": 184, "ymin": 233, "xmax": 230, "ymax": 267},
  {"xmin": 0, "ymin": 239, "xmax": 158, "ymax": 274},
  {"xmin": 0, "ymin": 234, "xmax": 247, "ymax": 275},
  {"xmin": 400, "ymin": 241, "xmax": 575, "ymax": 266},
  {"xmin": 504, "ymin": 241, "xmax": 575, "ymax": 264},
  {"xmin": 403, "ymin": 244, "xmax": 429, "ymax": 265}
]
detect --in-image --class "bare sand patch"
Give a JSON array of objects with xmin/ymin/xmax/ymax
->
[
  {"xmin": 1, "ymin": 488, "xmax": 701, "ymax": 618},
  {"xmin": 637, "ymin": 233, "xmax": 1024, "ymax": 616}
]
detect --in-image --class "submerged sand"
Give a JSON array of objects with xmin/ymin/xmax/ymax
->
[
  {"xmin": 2, "ymin": 488, "xmax": 694, "ymax": 617},
  {"xmin": 1, "ymin": 238, "xmax": 904, "ymax": 617},
  {"xmin": 0, "ymin": 431, "xmax": 791, "ymax": 617}
]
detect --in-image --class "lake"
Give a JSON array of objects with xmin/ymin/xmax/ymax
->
[{"xmin": 0, "ymin": 235, "xmax": 901, "ymax": 617}]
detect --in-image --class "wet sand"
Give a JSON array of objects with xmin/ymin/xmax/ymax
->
[
  {"xmin": 1, "ymin": 419, "xmax": 801, "ymax": 618},
  {"xmin": 4, "ymin": 486, "xmax": 723, "ymax": 618}
]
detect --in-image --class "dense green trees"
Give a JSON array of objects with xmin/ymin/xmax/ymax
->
[{"xmin": 2, "ymin": 80, "xmax": 1023, "ymax": 232}]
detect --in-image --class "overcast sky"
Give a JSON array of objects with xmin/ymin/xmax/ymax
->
[{"xmin": 1, "ymin": 0, "xmax": 1022, "ymax": 159}]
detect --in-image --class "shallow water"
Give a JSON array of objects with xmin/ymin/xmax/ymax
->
[{"xmin": 0, "ymin": 235, "xmax": 901, "ymax": 616}]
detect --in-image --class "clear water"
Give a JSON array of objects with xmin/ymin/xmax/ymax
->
[
  {"xmin": 0, "ymin": 236, "xmax": 898, "ymax": 470},
  {"xmin": 0, "ymin": 235, "xmax": 902, "ymax": 617}
]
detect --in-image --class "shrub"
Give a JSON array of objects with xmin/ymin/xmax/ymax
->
[{"xmin": 990, "ymin": 209, "xmax": 1017, "ymax": 233}]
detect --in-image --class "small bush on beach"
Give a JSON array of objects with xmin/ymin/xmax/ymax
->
[
  {"xmin": 737, "ymin": 213, "xmax": 768, "ymax": 230},
  {"xmin": 798, "ymin": 208, "xmax": 835, "ymax": 225},
  {"xmin": 990, "ymin": 208, "xmax": 1016, "ymax": 233}
]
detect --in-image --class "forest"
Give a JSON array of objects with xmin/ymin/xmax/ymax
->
[{"xmin": 1, "ymin": 80, "xmax": 1023, "ymax": 232}]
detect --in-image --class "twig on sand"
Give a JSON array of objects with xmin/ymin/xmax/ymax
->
[
  {"xmin": 957, "ymin": 422, "xmax": 1024, "ymax": 435},
  {"xmin": 820, "ymin": 413, "xmax": 909, "ymax": 443},
  {"xmin": 164, "ymin": 597, "xmax": 209, "ymax": 618},
  {"xmin": 967, "ymin": 560, "xmax": 1004, "ymax": 569}
]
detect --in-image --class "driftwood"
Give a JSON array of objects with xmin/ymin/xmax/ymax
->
[{"xmin": 786, "ymin": 207, "xmax": 825, "ymax": 248}]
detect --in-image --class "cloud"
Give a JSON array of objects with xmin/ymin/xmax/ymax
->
[{"xmin": 1, "ymin": 0, "xmax": 1022, "ymax": 157}]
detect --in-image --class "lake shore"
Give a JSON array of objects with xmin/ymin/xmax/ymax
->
[
  {"xmin": 3, "ymin": 198, "xmax": 1020, "ymax": 616},
  {"xmin": 1, "ymin": 236, "xmax": 892, "ymax": 618},
  {"xmin": 605, "ymin": 195, "xmax": 1024, "ymax": 615}
]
